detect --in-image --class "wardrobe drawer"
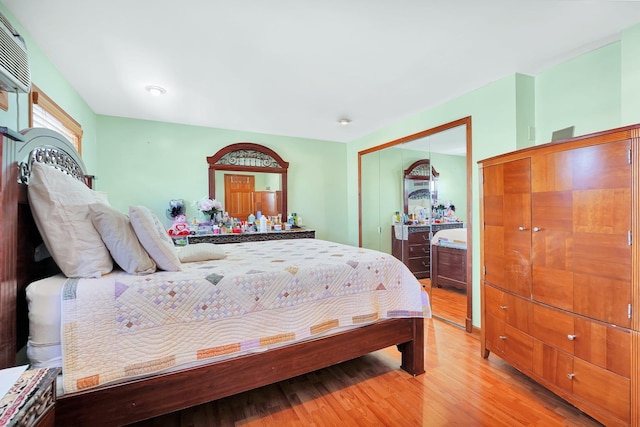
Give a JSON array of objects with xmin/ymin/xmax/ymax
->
[
  {"xmin": 532, "ymin": 341, "xmax": 574, "ymax": 394},
  {"xmin": 530, "ymin": 303, "xmax": 574, "ymax": 354},
  {"xmin": 484, "ymin": 285, "xmax": 506, "ymax": 321},
  {"xmin": 573, "ymin": 317, "xmax": 631, "ymax": 378},
  {"xmin": 572, "ymin": 358, "xmax": 630, "ymax": 425}
]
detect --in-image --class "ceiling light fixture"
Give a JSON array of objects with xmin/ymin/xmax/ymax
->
[
  {"xmin": 338, "ymin": 118, "xmax": 352, "ymax": 125},
  {"xmin": 145, "ymin": 85, "xmax": 167, "ymax": 96}
]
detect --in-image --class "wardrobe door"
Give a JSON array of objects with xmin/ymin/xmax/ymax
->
[
  {"xmin": 482, "ymin": 159, "xmax": 532, "ymax": 297},
  {"xmin": 531, "ymin": 140, "xmax": 632, "ymax": 328}
]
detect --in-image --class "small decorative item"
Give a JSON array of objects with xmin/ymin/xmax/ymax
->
[
  {"xmin": 166, "ymin": 199, "xmax": 186, "ymax": 220},
  {"xmin": 166, "ymin": 200, "xmax": 190, "ymax": 237},
  {"xmin": 194, "ymin": 197, "xmax": 223, "ymax": 223}
]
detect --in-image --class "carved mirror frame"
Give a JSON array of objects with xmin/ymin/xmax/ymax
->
[
  {"xmin": 403, "ymin": 159, "xmax": 438, "ymax": 215},
  {"xmin": 207, "ymin": 142, "xmax": 289, "ymax": 216}
]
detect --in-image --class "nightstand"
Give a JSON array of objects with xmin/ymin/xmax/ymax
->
[{"xmin": 0, "ymin": 367, "xmax": 59, "ymax": 427}]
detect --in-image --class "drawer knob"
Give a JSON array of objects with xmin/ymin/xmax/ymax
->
[
  {"xmin": 422, "ymin": 235, "xmax": 427, "ymax": 241},
  {"xmin": 567, "ymin": 373, "xmax": 575, "ymax": 380},
  {"xmin": 499, "ymin": 305, "xmax": 507, "ymax": 310},
  {"xmin": 567, "ymin": 334, "xmax": 576, "ymax": 341},
  {"xmin": 518, "ymin": 226, "xmax": 527, "ymax": 231},
  {"xmin": 498, "ymin": 335, "xmax": 507, "ymax": 340},
  {"xmin": 533, "ymin": 227, "xmax": 542, "ymax": 232}
]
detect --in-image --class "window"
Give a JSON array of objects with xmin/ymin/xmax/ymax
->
[
  {"xmin": 0, "ymin": 91, "xmax": 7, "ymax": 111},
  {"xmin": 29, "ymin": 84, "xmax": 83, "ymax": 153}
]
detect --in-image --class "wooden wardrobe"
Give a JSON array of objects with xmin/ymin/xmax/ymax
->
[{"xmin": 479, "ymin": 124, "xmax": 639, "ymax": 427}]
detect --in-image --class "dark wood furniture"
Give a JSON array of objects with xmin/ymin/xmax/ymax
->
[
  {"xmin": 391, "ymin": 223, "xmax": 464, "ymax": 279},
  {"xmin": 1, "ymin": 128, "xmax": 425, "ymax": 426},
  {"xmin": 479, "ymin": 124, "xmax": 640, "ymax": 427},
  {"xmin": 431, "ymin": 244, "xmax": 467, "ymax": 291},
  {"xmin": 0, "ymin": 367, "xmax": 59, "ymax": 427},
  {"xmin": 0, "ymin": 127, "xmax": 23, "ymax": 369},
  {"xmin": 208, "ymin": 143, "xmax": 289, "ymax": 220},
  {"xmin": 188, "ymin": 228, "xmax": 315, "ymax": 245}
]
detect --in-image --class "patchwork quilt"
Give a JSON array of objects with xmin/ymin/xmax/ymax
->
[{"xmin": 61, "ymin": 238, "xmax": 430, "ymax": 393}]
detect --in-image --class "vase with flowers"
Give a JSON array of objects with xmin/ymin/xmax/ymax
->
[{"xmin": 194, "ymin": 197, "xmax": 223, "ymax": 223}]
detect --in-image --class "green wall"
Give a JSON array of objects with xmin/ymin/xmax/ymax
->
[
  {"xmin": 5, "ymin": 3, "xmax": 640, "ymax": 330},
  {"xmin": 95, "ymin": 116, "xmax": 348, "ymax": 243},
  {"xmin": 430, "ymin": 152, "xmax": 466, "ymax": 222},
  {"xmin": 348, "ymin": 26, "xmax": 640, "ymax": 327},
  {"xmin": 622, "ymin": 23, "xmax": 640, "ymax": 123},
  {"xmin": 535, "ymin": 42, "xmax": 622, "ymax": 143},
  {"xmin": 0, "ymin": 5, "xmax": 99, "ymax": 172}
]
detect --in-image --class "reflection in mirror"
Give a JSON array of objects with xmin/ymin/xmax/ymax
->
[
  {"xmin": 208, "ymin": 143, "xmax": 288, "ymax": 221},
  {"xmin": 358, "ymin": 117, "xmax": 472, "ymax": 332},
  {"xmin": 214, "ymin": 171, "xmax": 282, "ymax": 219},
  {"xmin": 403, "ymin": 159, "xmax": 438, "ymax": 222},
  {"xmin": 402, "ymin": 126, "xmax": 468, "ymax": 329}
]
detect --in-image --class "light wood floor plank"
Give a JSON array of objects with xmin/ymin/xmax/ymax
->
[{"xmin": 128, "ymin": 318, "xmax": 603, "ymax": 426}]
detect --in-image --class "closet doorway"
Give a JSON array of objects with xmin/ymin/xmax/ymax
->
[{"xmin": 358, "ymin": 117, "xmax": 473, "ymax": 332}]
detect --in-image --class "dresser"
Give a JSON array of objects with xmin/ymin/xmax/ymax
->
[
  {"xmin": 479, "ymin": 125, "xmax": 639, "ymax": 427},
  {"xmin": 186, "ymin": 228, "xmax": 315, "ymax": 245},
  {"xmin": 391, "ymin": 223, "xmax": 463, "ymax": 279}
]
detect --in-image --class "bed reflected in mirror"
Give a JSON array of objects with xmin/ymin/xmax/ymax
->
[{"xmin": 430, "ymin": 227, "xmax": 468, "ymax": 328}]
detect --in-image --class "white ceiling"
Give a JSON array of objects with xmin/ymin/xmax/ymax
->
[{"xmin": 4, "ymin": 0, "xmax": 640, "ymax": 145}]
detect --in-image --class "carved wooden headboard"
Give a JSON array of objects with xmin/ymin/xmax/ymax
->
[{"xmin": 0, "ymin": 127, "xmax": 91, "ymax": 368}]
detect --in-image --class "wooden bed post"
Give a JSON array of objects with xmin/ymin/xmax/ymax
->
[
  {"xmin": 399, "ymin": 318, "xmax": 425, "ymax": 375},
  {"xmin": 0, "ymin": 127, "xmax": 23, "ymax": 369}
]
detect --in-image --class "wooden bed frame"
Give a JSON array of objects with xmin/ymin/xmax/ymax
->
[
  {"xmin": 431, "ymin": 244, "xmax": 467, "ymax": 291},
  {"xmin": 0, "ymin": 128, "xmax": 425, "ymax": 426}
]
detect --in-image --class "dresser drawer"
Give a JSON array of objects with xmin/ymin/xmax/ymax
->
[
  {"xmin": 407, "ymin": 244, "xmax": 429, "ymax": 258},
  {"xmin": 407, "ymin": 257, "xmax": 429, "ymax": 275},
  {"xmin": 408, "ymin": 231, "xmax": 430, "ymax": 244}
]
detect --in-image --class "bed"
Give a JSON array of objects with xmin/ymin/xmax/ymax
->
[
  {"xmin": 430, "ymin": 228, "xmax": 467, "ymax": 291},
  {"xmin": 1, "ymin": 128, "xmax": 429, "ymax": 426}
]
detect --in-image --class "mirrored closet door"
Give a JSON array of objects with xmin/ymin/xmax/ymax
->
[{"xmin": 358, "ymin": 117, "xmax": 472, "ymax": 331}]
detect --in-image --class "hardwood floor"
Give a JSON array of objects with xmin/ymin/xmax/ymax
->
[
  {"xmin": 128, "ymin": 319, "xmax": 602, "ymax": 427},
  {"xmin": 430, "ymin": 285, "xmax": 467, "ymax": 326},
  {"xmin": 421, "ymin": 278, "xmax": 467, "ymax": 327}
]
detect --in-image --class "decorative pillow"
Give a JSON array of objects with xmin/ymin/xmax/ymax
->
[
  {"xmin": 27, "ymin": 162, "xmax": 113, "ymax": 278},
  {"xmin": 129, "ymin": 205, "xmax": 182, "ymax": 271},
  {"xmin": 89, "ymin": 203, "xmax": 157, "ymax": 275},
  {"xmin": 176, "ymin": 243, "xmax": 227, "ymax": 263}
]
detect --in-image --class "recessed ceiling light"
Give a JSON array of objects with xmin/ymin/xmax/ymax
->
[
  {"xmin": 338, "ymin": 118, "xmax": 352, "ymax": 125},
  {"xmin": 145, "ymin": 85, "xmax": 167, "ymax": 96}
]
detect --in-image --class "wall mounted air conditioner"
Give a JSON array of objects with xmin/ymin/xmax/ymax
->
[{"xmin": 0, "ymin": 12, "xmax": 30, "ymax": 93}]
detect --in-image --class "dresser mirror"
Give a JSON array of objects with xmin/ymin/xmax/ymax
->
[
  {"xmin": 358, "ymin": 117, "xmax": 472, "ymax": 332},
  {"xmin": 208, "ymin": 143, "xmax": 288, "ymax": 221},
  {"xmin": 403, "ymin": 159, "xmax": 438, "ymax": 221}
]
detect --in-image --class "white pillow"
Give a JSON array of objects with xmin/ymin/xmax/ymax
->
[
  {"xmin": 28, "ymin": 162, "xmax": 113, "ymax": 278},
  {"xmin": 129, "ymin": 205, "xmax": 182, "ymax": 271},
  {"xmin": 89, "ymin": 203, "xmax": 157, "ymax": 275},
  {"xmin": 176, "ymin": 243, "xmax": 227, "ymax": 263}
]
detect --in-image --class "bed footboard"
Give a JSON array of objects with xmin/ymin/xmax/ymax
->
[{"xmin": 56, "ymin": 318, "xmax": 425, "ymax": 427}]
